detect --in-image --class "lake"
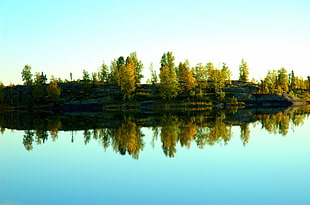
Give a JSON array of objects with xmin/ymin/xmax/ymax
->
[{"xmin": 0, "ymin": 106, "xmax": 310, "ymax": 205}]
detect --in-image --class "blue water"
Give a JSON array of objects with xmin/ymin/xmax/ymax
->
[{"xmin": 1, "ymin": 118, "xmax": 310, "ymax": 205}]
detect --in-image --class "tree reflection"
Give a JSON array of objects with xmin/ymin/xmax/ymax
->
[
  {"xmin": 179, "ymin": 120, "xmax": 198, "ymax": 149},
  {"xmin": 240, "ymin": 123, "xmax": 250, "ymax": 145},
  {"xmin": 23, "ymin": 130, "xmax": 34, "ymax": 151},
  {"xmin": 259, "ymin": 113, "xmax": 291, "ymax": 136},
  {"xmin": 47, "ymin": 117, "xmax": 62, "ymax": 141},
  {"xmin": 196, "ymin": 114, "xmax": 232, "ymax": 148},
  {"xmin": 160, "ymin": 115, "xmax": 180, "ymax": 157},
  {"xmin": 110, "ymin": 117, "xmax": 144, "ymax": 159},
  {"xmin": 2, "ymin": 106, "xmax": 310, "ymax": 157}
]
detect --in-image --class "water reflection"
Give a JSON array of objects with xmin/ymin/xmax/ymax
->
[{"xmin": 1, "ymin": 106, "xmax": 309, "ymax": 158}]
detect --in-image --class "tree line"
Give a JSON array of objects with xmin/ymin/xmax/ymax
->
[{"xmin": 1, "ymin": 51, "xmax": 309, "ymax": 105}]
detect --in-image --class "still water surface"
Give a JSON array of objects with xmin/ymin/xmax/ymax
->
[{"xmin": 0, "ymin": 107, "xmax": 310, "ymax": 205}]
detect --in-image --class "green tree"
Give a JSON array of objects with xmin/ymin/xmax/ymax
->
[
  {"xmin": 21, "ymin": 65, "xmax": 33, "ymax": 85},
  {"xmin": 32, "ymin": 84, "xmax": 44, "ymax": 103},
  {"xmin": 91, "ymin": 72, "xmax": 98, "ymax": 86},
  {"xmin": 23, "ymin": 130, "xmax": 35, "ymax": 151},
  {"xmin": 239, "ymin": 59, "xmax": 249, "ymax": 82},
  {"xmin": 221, "ymin": 63, "xmax": 232, "ymax": 84},
  {"xmin": 159, "ymin": 52, "xmax": 179, "ymax": 100},
  {"xmin": 194, "ymin": 63, "xmax": 208, "ymax": 96},
  {"xmin": 107, "ymin": 59, "xmax": 118, "ymax": 84},
  {"xmin": 32, "ymin": 72, "xmax": 46, "ymax": 103},
  {"xmin": 82, "ymin": 69, "xmax": 90, "ymax": 82},
  {"xmin": 98, "ymin": 61, "xmax": 108, "ymax": 83},
  {"xmin": 82, "ymin": 69, "xmax": 91, "ymax": 89},
  {"xmin": 130, "ymin": 52, "xmax": 144, "ymax": 84},
  {"xmin": 148, "ymin": 63, "xmax": 158, "ymax": 84},
  {"xmin": 46, "ymin": 76, "xmax": 61, "ymax": 103},
  {"xmin": 34, "ymin": 72, "xmax": 47, "ymax": 85}
]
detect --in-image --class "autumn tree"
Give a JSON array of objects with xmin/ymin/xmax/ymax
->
[
  {"xmin": 206, "ymin": 62, "xmax": 230, "ymax": 98},
  {"xmin": 159, "ymin": 52, "xmax": 179, "ymax": 100},
  {"xmin": 277, "ymin": 67, "xmax": 289, "ymax": 92},
  {"xmin": 177, "ymin": 60, "xmax": 197, "ymax": 93},
  {"xmin": 261, "ymin": 70, "xmax": 278, "ymax": 94},
  {"xmin": 119, "ymin": 56, "xmax": 136, "ymax": 99},
  {"xmin": 239, "ymin": 59, "xmax": 249, "ymax": 82},
  {"xmin": 21, "ymin": 65, "xmax": 33, "ymax": 85},
  {"xmin": 46, "ymin": 76, "xmax": 61, "ymax": 103}
]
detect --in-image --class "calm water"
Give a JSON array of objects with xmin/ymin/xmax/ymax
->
[{"xmin": 0, "ymin": 107, "xmax": 310, "ymax": 205}]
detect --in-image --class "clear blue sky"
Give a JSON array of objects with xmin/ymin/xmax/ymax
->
[{"xmin": 1, "ymin": 0, "xmax": 309, "ymax": 85}]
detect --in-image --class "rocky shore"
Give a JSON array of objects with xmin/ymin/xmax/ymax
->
[{"xmin": 0, "ymin": 81, "xmax": 307, "ymax": 111}]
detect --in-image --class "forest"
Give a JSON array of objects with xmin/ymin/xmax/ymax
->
[{"xmin": 0, "ymin": 51, "xmax": 310, "ymax": 109}]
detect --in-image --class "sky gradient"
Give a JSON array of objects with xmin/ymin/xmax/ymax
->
[{"xmin": 1, "ymin": 0, "xmax": 309, "ymax": 85}]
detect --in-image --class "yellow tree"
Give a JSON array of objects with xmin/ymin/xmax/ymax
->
[
  {"xmin": 46, "ymin": 76, "xmax": 61, "ymax": 103},
  {"xmin": 177, "ymin": 60, "xmax": 197, "ymax": 93},
  {"xmin": 119, "ymin": 56, "xmax": 136, "ymax": 99},
  {"xmin": 277, "ymin": 67, "xmax": 289, "ymax": 92}
]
